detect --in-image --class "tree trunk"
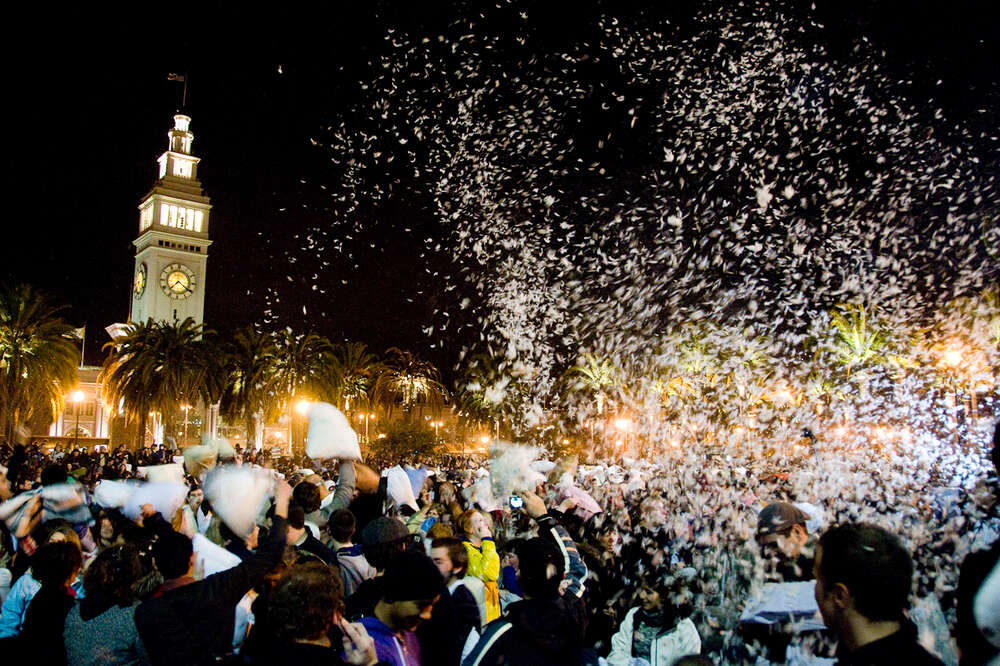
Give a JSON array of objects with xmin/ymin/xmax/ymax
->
[{"xmin": 246, "ymin": 414, "xmax": 257, "ymax": 450}]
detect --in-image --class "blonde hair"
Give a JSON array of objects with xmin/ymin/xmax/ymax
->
[{"xmin": 457, "ymin": 509, "xmax": 485, "ymax": 538}]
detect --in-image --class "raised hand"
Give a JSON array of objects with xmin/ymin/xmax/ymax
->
[
  {"xmin": 339, "ymin": 618, "xmax": 378, "ymax": 666},
  {"xmin": 518, "ymin": 489, "xmax": 548, "ymax": 519}
]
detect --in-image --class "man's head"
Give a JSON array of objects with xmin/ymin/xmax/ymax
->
[
  {"xmin": 328, "ymin": 508, "xmax": 356, "ymax": 545},
  {"xmin": 360, "ymin": 517, "xmax": 412, "ymax": 571},
  {"xmin": 292, "ymin": 479, "xmax": 322, "ymax": 514},
  {"xmin": 270, "ymin": 562, "xmax": 344, "ymax": 643},
  {"xmin": 32, "ymin": 539, "xmax": 83, "ymax": 588},
  {"xmin": 186, "ymin": 486, "xmax": 203, "ymax": 510},
  {"xmin": 378, "ymin": 550, "xmax": 442, "ymax": 632},
  {"xmin": 429, "ymin": 536, "xmax": 469, "ymax": 583},
  {"xmin": 152, "ymin": 531, "xmax": 195, "ymax": 579},
  {"xmin": 40, "ymin": 463, "xmax": 68, "ymax": 486},
  {"xmin": 814, "ymin": 523, "xmax": 912, "ymax": 636},
  {"xmin": 757, "ymin": 502, "xmax": 810, "ymax": 559},
  {"xmin": 516, "ymin": 537, "xmax": 564, "ymax": 600}
]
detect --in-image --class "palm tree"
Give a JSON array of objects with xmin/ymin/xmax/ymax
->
[
  {"xmin": 372, "ymin": 347, "xmax": 447, "ymax": 421},
  {"xmin": 454, "ymin": 351, "xmax": 529, "ymax": 438},
  {"xmin": 219, "ymin": 327, "xmax": 279, "ymax": 446},
  {"xmin": 0, "ymin": 283, "xmax": 80, "ymax": 441},
  {"xmin": 829, "ymin": 303, "xmax": 890, "ymax": 378},
  {"xmin": 269, "ymin": 329, "xmax": 337, "ymax": 404},
  {"xmin": 100, "ymin": 318, "xmax": 219, "ymax": 446},
  {"xmin": 330, "ymin": 341, "xmax": 380, "ymax": 415},
  {"xmin": 563, "ymin": 353, "xmax": 620, "ymax": 416}
]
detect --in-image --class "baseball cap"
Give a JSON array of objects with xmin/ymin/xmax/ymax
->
[{"xmin": 756, "ymin": 502, "xmax": 810, "ymax": 543}]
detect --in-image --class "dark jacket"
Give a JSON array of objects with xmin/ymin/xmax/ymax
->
[
  {"xmin": 134, "ymin": 513, "xmax": 288, "ymax": 666},
  {"xmin": 836, "ymin": 622, "xmax": 944, "ymax": 666},
  {"xmin": 250, "ymin": 638, "xmax": 387, "ymax": 666},
  {"xmin": 463, "ymin": 514, "xmax": 589, "ymax": 666},
  {"xmin": 463, "ymin": 596, "xmax": 586, "ymax": 666},
  {"xmin": 451, "ymin": 582, "xmax": 481, "ymax": 643},
  {"xmin": 295, "ymin": 532, "xmax": 339, "ymax": 567},
  {"xmin": 7, "ymin": 584, "xmax": 75, "ymax": 665}
]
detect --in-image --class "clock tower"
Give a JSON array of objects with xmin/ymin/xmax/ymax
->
[{"xmin": 130, "ymin": 113, "xmax": 212, "ymax": 325}]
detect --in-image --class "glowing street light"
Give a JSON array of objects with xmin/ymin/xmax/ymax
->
[
  {"xmin": 942, "ymin": 347, "xmax": 963, "ymax": 368},
  {"xmin": 613, "ymin": 417, "xmax": 632, "ymax": 457},
  {"xmin": 289, "ymin": 399, "xmax": 312, "ymax": 454},
  {"xmin": 70, "ymin": 390, "xmax": 84, "ymax": 449},
  {"xmin": 357, "ymin": 412, "xmax": 376, "ymax": 442},
  {"xmin": 180, "ymin": 404, "xmax": 192, "ymax": 445}
]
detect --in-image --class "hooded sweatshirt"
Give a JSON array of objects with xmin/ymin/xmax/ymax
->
[{"xmin": 462, "ymin": 596, "xmax": 585, "ymax": 666}]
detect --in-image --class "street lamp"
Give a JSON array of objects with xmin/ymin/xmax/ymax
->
[
  {"xmin": 613, "ymin": 417, "xmax": 631, "ymax": 457},
  {"xmin": 938, "ymin": 345, "xmax": 965, "ymax": 447},
  {"xmin": 356, "ymin": 412, "xmax": 376, "ymax": 443},
  {"xmin": 288, "ymin": 399, "xmax": 312, "ymax": 456},
  {"xmin": 180, "ymin": 404, "xmax": 192, "ymax": 447},
  {"xmin": 70, "ymin": 390, "xmax": 84, "ymax": 449}
]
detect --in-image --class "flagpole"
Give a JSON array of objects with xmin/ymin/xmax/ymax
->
[
  {"xmin": 182, "ymin": 72, "xmax": 189, "ymax": 109},
  {"xmin": 79, "ymin": 327, "xmax": 85, "ymax": 369}
]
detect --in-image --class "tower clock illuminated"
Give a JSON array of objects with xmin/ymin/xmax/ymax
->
[
  {"xmin": 134, "ymin": 263, "xmax": 147, "ymax": 297},
  {"xmin": 129, "ymin": 113, "xmax": 212, "ymax": 324},
  {"xmin": 160, "ymin": 263, "xmax": 196, "ymax": 299}
]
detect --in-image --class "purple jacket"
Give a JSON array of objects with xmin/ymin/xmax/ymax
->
[{"xmin": 360, "ymin": 616, "xmax": 421, "ymax": 666}]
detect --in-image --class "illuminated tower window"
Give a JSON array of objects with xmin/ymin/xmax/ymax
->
[{"xmin": 139, "ymin": 206, "xmax": 153, "ymax": 232}]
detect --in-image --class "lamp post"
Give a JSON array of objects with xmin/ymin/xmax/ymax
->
[
  {"xmin": 613, "ymin": 417, "xmax": 631, "ymax": 459},
  {"xmin": 940, "ymin": 345, "xmax": 963, "ymax": 448},
  {"xmin": 292, "ymin": 399, "xmax": 311, "ymax": 456},
  {"xmin": 180, "ymin": 404, "xmax": 192, "ymax": 447},
  {"xmin": 70, "ymin": 390, "xmax": 84, "ymax": 449},
  {"xmin": 356, "ymin": 412, "xmax": 376, "ymax": 444}
]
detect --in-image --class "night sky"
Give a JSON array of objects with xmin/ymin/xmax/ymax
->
[{"xmin": 2, "ymin": 1, "xmax": 996, "ymax": 371}]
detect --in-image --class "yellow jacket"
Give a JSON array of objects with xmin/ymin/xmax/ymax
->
[{"xmin": 463, "ymin": 538, "xmax": 501, "ymax": 622}]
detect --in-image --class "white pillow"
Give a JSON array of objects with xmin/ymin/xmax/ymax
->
[
  {"xmin": 386, "ymin": 466, "xmax": 419, "ymax": 512},
  {"xmin": 305, "ymin": 402, "xmax": 361, "ymax": 461},
  {"xmin": 93, "ymin": 480, "xmax": 138, "ymax": 509},
  {"xmin": 193, "ymin": 533, "xmax": 242, "ymax": 576},
  {"xmin": 123, "ymin": 482, "xmax": 189, "ymax": 522},
  {"xmin": 204, "ymin": 465, "xmax": 273, "ymax": 539},
  {"xmin": 139, "ymin": 463, "xmax": 186, "ymax": 484}
]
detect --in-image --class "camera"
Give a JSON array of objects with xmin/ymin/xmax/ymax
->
[{"xmin": 509, "ymin": 495, "xmax": 524, "ymax": 509}]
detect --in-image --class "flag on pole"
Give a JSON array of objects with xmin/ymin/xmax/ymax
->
[
  {"xmin": 167, "ymin": 73, "xmax": 186, "ymax": 82},
  {"xmin": 70, "ymin": 326, "xmax": 85, "ymax": 339}
]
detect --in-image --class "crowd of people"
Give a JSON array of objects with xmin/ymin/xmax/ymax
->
[{"xmin": 0, "ymin": 423, "xmax": 997, "ymax": 666}]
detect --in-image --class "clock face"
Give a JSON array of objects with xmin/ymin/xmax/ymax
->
[
  {"xmin": 134, "ymin": 264, "xmax": 146, "ymax": 297},
  {"xmin": 159, "ymin": 263, "xmax": 196, "ymax": 300}
]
